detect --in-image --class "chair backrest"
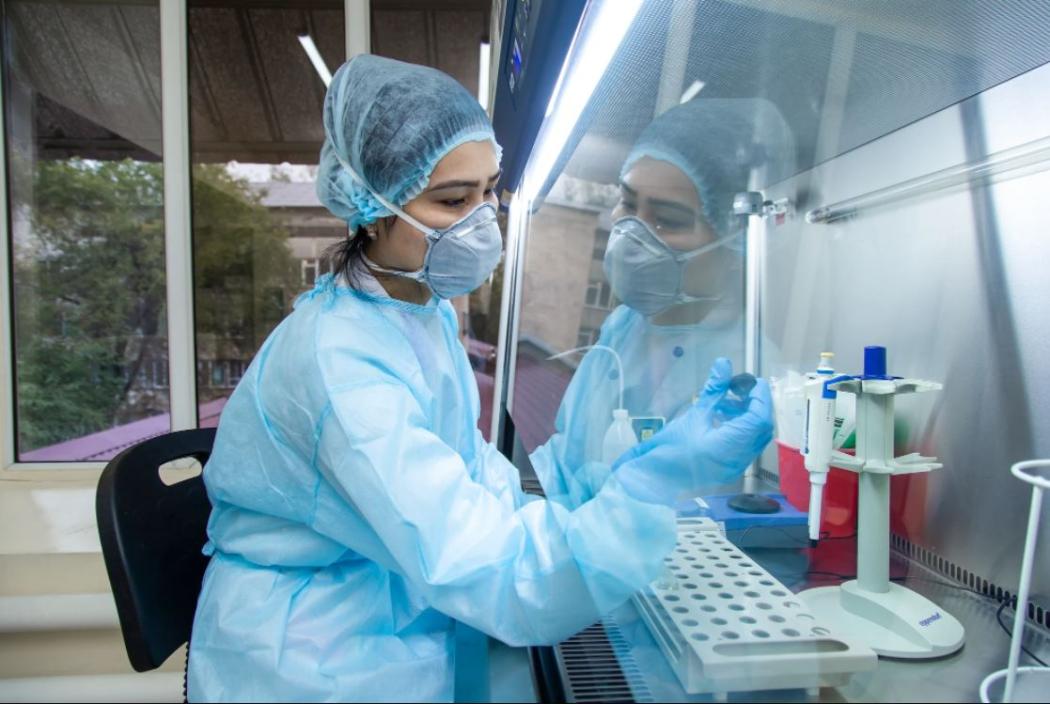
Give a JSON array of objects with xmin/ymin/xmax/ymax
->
[{"xmin": 96, "ymin": 428, "xmax": 216, "ymax": 672}]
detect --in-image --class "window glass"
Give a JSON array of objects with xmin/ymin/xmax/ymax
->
[
  {"xmin": 3, "ymin": 0, "xmax": 167, "ymax": 461},
  {"xmin": 187, "ymin": 0, "xmax": 346, "ymax": 425}
]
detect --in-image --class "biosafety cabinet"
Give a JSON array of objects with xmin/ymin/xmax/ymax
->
[{"xmin": 489, "ymin": 1, "xmax": 1050, "ymax": 701}]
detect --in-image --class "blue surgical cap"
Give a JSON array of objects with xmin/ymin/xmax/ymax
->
[
  {"xmin": 620, "ymin": 98, "xmax": 795, "ymax": 238},
  {"xmin": 317, "ymin": 54, "xmax": 502, "ymax": 230}
]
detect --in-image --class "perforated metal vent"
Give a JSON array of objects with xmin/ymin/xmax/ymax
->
[
  {"xmin": 554, "ymin": 621, "xmax": 653, "ymax": 703},
  {"xmin": 755, "ymin": 465, "xmax": 1050, "ymax": 632},
  {"xmin": 892, "ymin": 534, "xmax": 1049, "ymax": 631}
]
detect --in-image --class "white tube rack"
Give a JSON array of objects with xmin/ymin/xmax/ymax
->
[{"xmin": 634, "ymin": 518, "xmax": 876, "ymax": 697}]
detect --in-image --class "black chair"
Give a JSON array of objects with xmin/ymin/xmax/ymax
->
[{"xmin": 96, "ymin": 428, "xmax": 216, "ymax": 681}]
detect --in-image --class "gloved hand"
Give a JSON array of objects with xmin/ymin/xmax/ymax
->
[{"xmin": 610, "ymin": 358, "xmax": 774, "ymax": 506}]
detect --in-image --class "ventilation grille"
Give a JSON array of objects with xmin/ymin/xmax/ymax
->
[
  {"xmin": 755, "ymin": 467, "xmax": 780, "ymax": 486},
  {"xmin": 755, "ymin": 468, "xmax": 1050, "ymax": 634},
  {"xmin": 521, "ymin": 477, "xmax": 545, "ymax": 496},
  {"xmin": 891, "ymin": 533, "xmax": 1049, "ymax": 631},
  {"xmin": 757, "ymin": 465, "xmax": 1048, "ymax": 632},
  {"xmin": 555, "ymin": 621, "xmax": 654, "ymax": 703}
]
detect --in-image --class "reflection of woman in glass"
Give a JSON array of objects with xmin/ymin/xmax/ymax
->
[{"xmin": 531, "ymin": 99, "xmax": 795, "ymax": 507}]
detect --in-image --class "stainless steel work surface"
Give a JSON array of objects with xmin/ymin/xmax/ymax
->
[
  {"xmin": 554, "ymin": 539, "xmax": 1050, "ymax": 703},
  {"xmin": 490, "ymin": 639, "xmax": 538, "ymax": 703}
]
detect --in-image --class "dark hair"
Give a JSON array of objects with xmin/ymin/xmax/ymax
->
[{"xmin": 326, "ymin": 226, "xmax": 370, "ymax": 288}]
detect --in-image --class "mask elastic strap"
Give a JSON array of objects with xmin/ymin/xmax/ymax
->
[
  {"xmin": 676, "ymin": 292, "xmax": 723, "ymax": 305},
  {"xmin": 617, "ymin": 216, "xmax": 741, "ymax": 261},
  {"xmin": 335, "ymin": 154, "xmax": 436, "ymax": 236},
  {"xmin": 677, "ymin": 229, "xmax": 743, "ymax": 261},
  {"xmin": 360, "ymin": 252, "xmax": 426, "ymax": 282},
  {"xmin": 671, "ymin": 232, "xmax": 736, "ymax": 305}
]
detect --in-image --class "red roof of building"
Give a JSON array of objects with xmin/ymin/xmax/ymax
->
[
  {"xmin": 21, "ymin": 353, "xmax": 572, "ymax": 463},
  {"xmin": 20, "ymin": 398, "xmax": 228, "ymax": 462}
]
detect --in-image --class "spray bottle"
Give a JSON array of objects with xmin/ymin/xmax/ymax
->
[{"xmin": 547, "ymin": 345, "xmax": 638, "ymax": 465}]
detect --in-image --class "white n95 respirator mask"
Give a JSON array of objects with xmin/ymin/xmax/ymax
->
[{"xmin": 602, "ymin": 216, "xmax": 739, "ymax": 317}]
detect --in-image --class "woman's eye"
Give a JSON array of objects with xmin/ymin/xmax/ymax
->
[
  {"xmin": 441, "ymin": 198, "xmax": 467, "ymax": 208},
  {"xmin": 657, "ymin": 218, "xmax": 692, "ymax": 231}
]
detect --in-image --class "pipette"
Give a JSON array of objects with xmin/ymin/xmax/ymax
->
[{"xmin": 802, "ymin": 353, "xmax": 837, "ymax": 546}]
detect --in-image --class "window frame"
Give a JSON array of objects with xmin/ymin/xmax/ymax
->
[
  {"xmin": 0, "ymin": 0, "xmax": 369, "ymax": 474},
  {"xmin": 301, "ymin": 258, "xmax": 320, "ymax": 287}
]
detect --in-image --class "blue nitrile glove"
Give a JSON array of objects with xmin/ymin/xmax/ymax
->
[{"xmin": 610, "ymin": 358, "xmax": 774, "ymax": 506}]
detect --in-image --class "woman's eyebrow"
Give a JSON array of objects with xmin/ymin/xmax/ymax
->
[
  {"xmin": 649, "ymin": 198, "xmax": 697, "ymax": 219},
  {"xmin": 427, "ymin": 179, "xmax": 479, "ymax": 191},
  {"xmin": 620, "ymin": 182, "xmax": 696, "ymax": 219},
  {"xmin": 619, "ymin": 181, "xmax": 638, "ymax": 197},
  {"xmin": 427, "ymin": 171, "xmax": 503, "ymax": 192}
]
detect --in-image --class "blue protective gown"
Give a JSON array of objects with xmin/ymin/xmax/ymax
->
[
  {"xmin": 529, "ymin": 303, "xmax": 744, "ymax": 508},
  {"xmin": 187, "ymin": 273, "xmax": 676, "ymax": 702}
]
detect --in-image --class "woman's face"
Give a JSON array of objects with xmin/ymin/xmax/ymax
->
[
  {"xmin": 612, "ymin": 157, "xmax": 734, "ymax": 299},
  {"xmin": 373, "ymin": 140, "xmax": 501, "ymax": 271}
]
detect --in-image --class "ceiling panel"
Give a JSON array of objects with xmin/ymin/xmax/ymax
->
[
  {"xmin": 434, "ymin": 10, "xmax": 485, "ymax": 96},
  {"xmin": 189, "ymin": 7, "xmax": 274, "ymax": 144},
  {"xmin": 12, "ymin": 1, "xmax": 490, "ymax": 163},
  {"xmin": 248, "ymin": 7, "xmax": 327, "ymax": 143},
  {"xmin": 371, "ymin": 10, "xmax": 429, "ymax": 66}
]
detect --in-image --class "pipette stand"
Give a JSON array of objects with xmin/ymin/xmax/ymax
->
[{"xmin": 800, "ymin": 374, "xmax": 966, "ymax": 659}]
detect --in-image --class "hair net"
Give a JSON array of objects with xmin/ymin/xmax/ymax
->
[
  {"xmin": 317, "ymin": 54, "xmax": 501, "ymax": 230},
  {"xmin": 620, "ymin": 98, "xmax": 795, "ymax": 238}
]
